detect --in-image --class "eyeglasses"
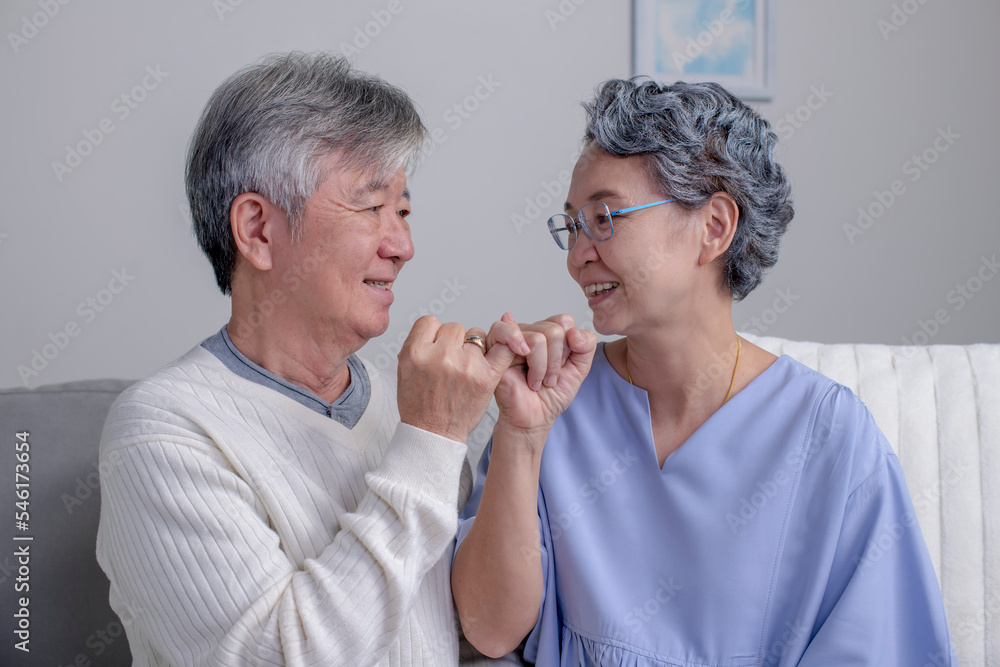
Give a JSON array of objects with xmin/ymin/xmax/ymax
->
[{"xmin": 546, "ymin": 199, "xmax": 677, "ymax": 250}]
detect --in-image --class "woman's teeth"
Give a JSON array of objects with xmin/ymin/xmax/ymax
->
[
  {"xmin": 585, "ymin": 281, "xmax": 619, "ymax": 297},
  {"xmin": 364, "ymin": 280, "xmax": 390, "ymax": 290}
]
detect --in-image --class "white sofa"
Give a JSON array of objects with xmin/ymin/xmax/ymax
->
[{"xmin": 744, "ymin": 335, "xmax": 998, "ymax": 667}]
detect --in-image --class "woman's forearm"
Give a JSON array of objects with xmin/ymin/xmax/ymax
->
[{"xmin": 452, "ymin": 424, "xmax": 547, "ymax": 658}]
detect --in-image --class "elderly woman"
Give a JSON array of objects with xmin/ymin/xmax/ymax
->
[{"xmin": 452, "ymin": 79, "xmax": 957, "ymax": 665}]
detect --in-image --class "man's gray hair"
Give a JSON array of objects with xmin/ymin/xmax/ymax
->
[
  {"xmin": 185, "ymin": 52, "xmax": 427, "ymax": 294},
  {"xmin": 583, "ymin": 78, "xmax": 793, "ymax": 301}
]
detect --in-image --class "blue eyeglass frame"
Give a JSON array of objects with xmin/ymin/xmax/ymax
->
[{"xmin": 547, "ymin": 199, "xmax": 678, "ymax": 250}]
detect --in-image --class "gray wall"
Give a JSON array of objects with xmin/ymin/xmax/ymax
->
[{"xmin": 2, "ymin": 0, "xmax": 997, "ymax": 389}]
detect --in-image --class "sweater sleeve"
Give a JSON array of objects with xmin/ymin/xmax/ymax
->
[{"xmin": 97, "ymin": 393, "xmax": 468, "ymax": 667}]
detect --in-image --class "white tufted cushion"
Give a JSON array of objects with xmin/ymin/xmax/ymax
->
[{"xmin": 744, "ymin": 335, "xmax": 999, "ymax": 667}]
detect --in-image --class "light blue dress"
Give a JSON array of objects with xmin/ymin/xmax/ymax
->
[{"xmin": 456, "ymin": 344, "xmax": 958, "ymax": 666}]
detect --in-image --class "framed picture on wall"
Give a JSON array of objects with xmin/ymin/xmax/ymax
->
[{"xmin": 633, "ymin": 0, "xmax": 775, "ymax": 100}]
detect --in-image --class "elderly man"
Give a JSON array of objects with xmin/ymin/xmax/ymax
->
[{"xmin": 95, "ymin": 52, "xmax": 535, "ymax": 666}]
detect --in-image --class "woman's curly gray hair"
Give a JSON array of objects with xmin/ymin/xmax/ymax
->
[{"xmin": 583, "ymin": 78, "xmax": 793, "ymax": 301}]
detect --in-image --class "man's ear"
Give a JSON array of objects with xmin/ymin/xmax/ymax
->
[
  {"xmin": 698, "ymin": 191, "xmax": 739, "ymax": 267},
  {"xmin": 231, "ymin": 192, "xmax": 282, "ymax": 271}
]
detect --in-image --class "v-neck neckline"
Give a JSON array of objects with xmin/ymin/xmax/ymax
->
[{"xmin": 596, "ymin": 342, "xmax": 790, "ymax": 471}]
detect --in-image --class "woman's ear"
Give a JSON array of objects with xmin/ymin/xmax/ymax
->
[
  {"xmin": 230, "ymin": 192, "xmax": 281, "ymax": 271},
  {"xmin": 698, "ymin": 192, "xmax": 739, "ymax": 267}
]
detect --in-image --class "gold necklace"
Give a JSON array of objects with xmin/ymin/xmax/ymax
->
[
  {"xmin": 626, "ymin": 335, "xmax": 742, "ymax": 405},
  {"xmin": 722, "ymin": 336, "xmax": 741, "ymax": 404}
]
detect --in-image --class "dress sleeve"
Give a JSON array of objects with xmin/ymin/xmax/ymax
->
[
  {"xmin": 97, "ymin": 399, "xmax": 467, "ymax": 667},
  {"xmin": 799, "ymin": 440, "xmax": 959, "ymax": 665}
]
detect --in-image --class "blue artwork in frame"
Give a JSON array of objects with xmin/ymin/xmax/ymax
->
[{"xmin": 633, "ymin": 0, "xmax": 775, "ymax": 100}]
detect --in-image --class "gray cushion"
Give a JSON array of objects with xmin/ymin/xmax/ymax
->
[{"xmin": 0, "ymin": 379, "xmax": 135, "ymax": 666}]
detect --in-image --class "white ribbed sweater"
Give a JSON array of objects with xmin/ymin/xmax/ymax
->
[{"xmin": 96, "ymin": 344, "xmax": 471, "ymax": 666}]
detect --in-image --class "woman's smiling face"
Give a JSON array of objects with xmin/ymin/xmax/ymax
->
[{"xmin": 565, "ymin": 145, "xmax": 704, "ymax": 337}]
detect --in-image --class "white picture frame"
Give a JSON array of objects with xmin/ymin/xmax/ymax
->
[{"xmin": 633, "ymin": 0, "xmax": 775, "ymax": 101}]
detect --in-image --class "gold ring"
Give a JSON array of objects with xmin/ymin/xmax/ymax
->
[{"xmin": 463, "ymin": 335, "xmax": 487, "ymax": 355}]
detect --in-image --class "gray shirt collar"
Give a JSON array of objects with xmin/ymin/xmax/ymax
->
[{"xmin": 201, "ymin": 326, "xmax": 371, "ymax": 428}]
